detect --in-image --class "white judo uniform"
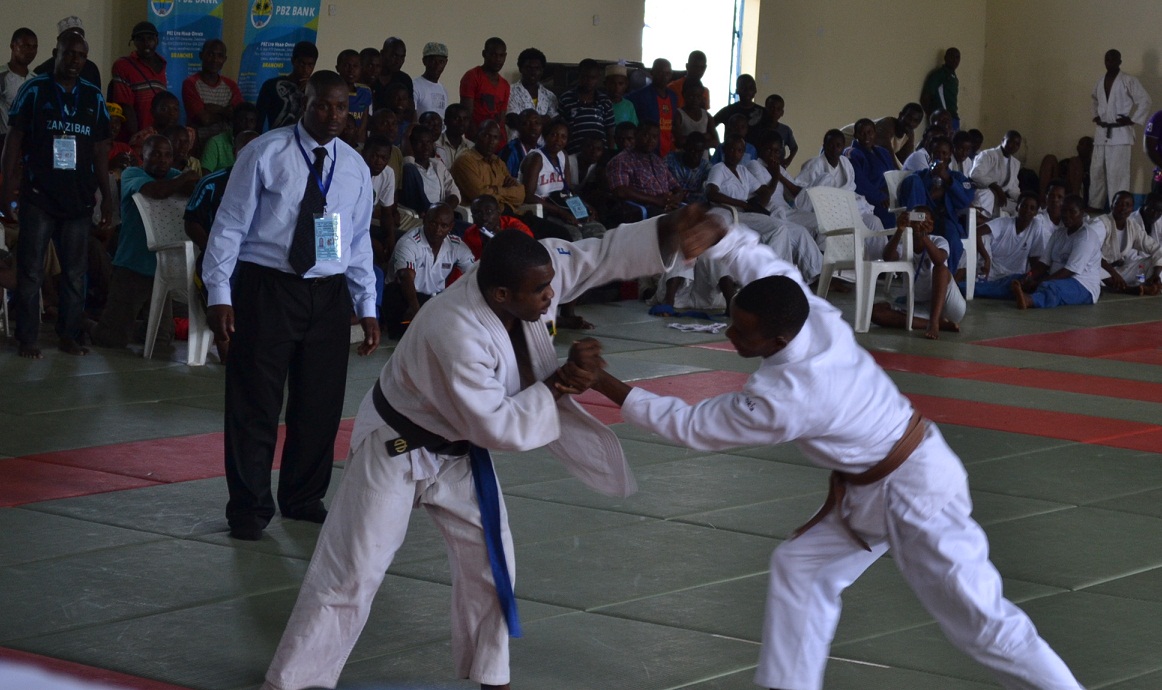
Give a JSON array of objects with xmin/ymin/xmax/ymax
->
[
  {"xmin": 619, "ymin": 227, "xmax": 1082, "ymax": 690},
  {"xmin": 970, "ymin": 145, "xmax": 1021, "ymax": 218},
  {"xmin": 1090, "ymin": 71, "xmax": 1152, "ymax": 209},
  {"xmin": 1099, "ymin": 210, "xmax": 1162, "ymax": 285},
  {"xmin": 745, "ymin": 159, "xmax": 821, "ymax": 239},
  {"xmin": 262, "ymin": 221, "xmax": 672, "ymax": 690},
  {"xmin": 793, "ymin": 153, "xmax": 885, "ymax": 232},
  {"xmin": 981, "ymin": 215, "xmax": 1050, "ymax": 279}
]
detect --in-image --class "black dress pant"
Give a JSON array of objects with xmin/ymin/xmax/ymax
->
[{"xmin": 224, "ymin": 262, "xmax": 352, "ymax": 527}]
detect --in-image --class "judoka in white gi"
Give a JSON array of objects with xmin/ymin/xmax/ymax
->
[
  {"xmin": 969, "ymin": 131, "xmax": 1023, "ymax": 218},
  {"xmin": 588, "ymin": 225, "xmax": 1083, "ymax": 690},
  {"xmin": 260, "ymin": 208, "xmax": 725, "ymax": 690},
  {"xmin": 1099, "ymin": 190, "xmax": 1162, "ymax": 294},
  {"xmin": 1090, "ymin": 49, "xmax": 1152, "ymax": 210},
  {"xmin": 746, "ymin": 133, "xmax": 823, "ymax": 244},
  {"xmin": 794, "ymin": 129, "xmax": 885, "ymax": 233},
  {"xmin": 1011, "ymin": 195, "xmax": 1105, "ymax": 309}
]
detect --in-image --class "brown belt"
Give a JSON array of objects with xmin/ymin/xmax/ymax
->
[{"xmin": 792, "ymin": 411, "xmax": 928, "ymax": 551}]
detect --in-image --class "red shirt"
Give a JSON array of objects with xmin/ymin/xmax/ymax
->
[
  {"xmin": 110, "ymin": 52, "xmax": 168, "ymax": 131},
  {"xmin": 463, "ymin": 215, "xmax": 533, "ymax": 258},
  {"xmin": 460, "ymin": 66, "xmax": 510, "ymax": 132},
  {"xmin": 657, "ymin": 94, "xmax": 676, "ymax": 157}
]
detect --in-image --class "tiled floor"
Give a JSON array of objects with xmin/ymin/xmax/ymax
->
[{"xmin": 2, "ymin": 288, "xmax": 1162, "ymax": 689}]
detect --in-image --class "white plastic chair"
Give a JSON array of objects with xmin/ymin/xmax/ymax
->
[
  {"xmin": 884, "ymin": 170, "xmax": 910, "ymax": 215},
  {"xmin": 963, "ymin": 210, "xmax": 977, "ymax": 300},
  {"xmin": 132, "ymin": 192, "xmax": 213, "ymax": 365},
  {"xmin": 0, "ymin": 229, "xmax": 10, "ymax": 337},
  {"xmin": 808, "ymin": 187, "xmax": 914, "ymax": 333}
]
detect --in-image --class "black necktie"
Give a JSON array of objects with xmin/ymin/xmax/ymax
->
[{"xmin": 289, "ymin": 146, "xmax": 327, "ymax": 275}]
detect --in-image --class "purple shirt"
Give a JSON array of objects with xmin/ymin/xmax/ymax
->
[{"xmin": 1146, "ymin": 110, "xmax": 1162, "ymax": 178}]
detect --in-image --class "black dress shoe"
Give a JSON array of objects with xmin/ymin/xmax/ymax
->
[
  {"xmin": 229, "ymin": 520, "xmax": 264, "ymax": 541},
  {"xmin": 283, "ymin": 504, "xmax": 328, "ymax": 524}
]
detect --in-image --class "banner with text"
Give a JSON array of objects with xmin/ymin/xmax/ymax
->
[
  {"xmin": 149, "ymin": 0, "xmax": 225, "ymax": 120},
  {"xmin": 238, "ymin": 0, "xmax": 321, "ymax": 102}
]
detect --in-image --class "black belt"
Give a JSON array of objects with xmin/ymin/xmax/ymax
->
[{"xmin": 371, "ymin": 384, "xmax": 470, "ymax": 457}]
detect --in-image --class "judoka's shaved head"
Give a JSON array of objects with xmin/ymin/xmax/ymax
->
[
  {"xmin": 478, "ymin": 230, "xmax": 550, "ymax": 291},
  {"xmin": 734, "ymin": 276, "xmax": 809, "ymax": 340}
]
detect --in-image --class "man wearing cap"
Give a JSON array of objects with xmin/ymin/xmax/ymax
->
[
  {"xmin": 413, "ymin": 42, "xmax": 449, "ymax": 119},
  {"xmin": 1, "ymin": 31, "xmax": 112, "ymax": 358},
  {"xmin": 110, "ymin": 21, "xmax": 167, "ymax": 138},
  {"xmin": 0, "ymin": 28, "xmax": 37, "ymax": 152},
  {"xmin": 34, "ymin": 17, "xmax": 101, "ymax": 88}
]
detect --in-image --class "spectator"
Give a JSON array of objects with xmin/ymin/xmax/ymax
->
[
  {"xmin": 748, "ymin": 131, "xmax": 819, "ymax": 239},
  {"xmin": 382, "ymin": 203, "xmax": 474, "ymax": 339},
  {"xmin": 898, "ymin": 135, "xmax": 974, "ymax": 275},
  {"xmin": 604, "ymin": 64, "xmax": 637, "ymax": 127},
  {"xmin": 607, "ymin": 121, "xmax": 685, "ymax": 218},
  {"xmin": 361, "ymin": 134, "xmax": 399, "ymax": 275},
  {"xmin": 950, "ymin": 130, "xmax": 975, "ymax": 175},
  {"xmin": 0, "ymin": 28, "xmax": 38, "ymax": 151},
  {"xmin": 796, "ymin": 129, "xmax": 886, "ymax": 233},
  {"xmin": 875, "ymin": 102, "xmax": 924, "ymax": 166},
  {"xmin": 901, "ymin": 124, "xmax": 946, "ymax": 173},
  {"xmin": 128, "ymin": 91, "xmax": 181, "ymax": 163},
  {"xmin": 1038, "ymin": 136, "xmax": 1091, "ymax": 201},
  {"xmin": 967, "ymin": 128, "xmax": 984, "ymax": 155},
  {"xmin": 970, "ymin": 130, "xmax": 1022, "ymax": 218},
  {"xmin": 845, "ymin": 117, "xmax": 898, "ymax": 228},
  {"xmin": 505, "ymin": 47, "xmax": 557, "ymax": 132},
  {"xmin": 759, "ymin": 94, "xmax": 798, "ymax": 166},
  {"xmin": 666, "ymin": 131, "xmax": 711, "ymax": 203},
  {"xmin": 201, "ymin": 103, "xmax": 258, "ymax": 174},
  {"xmin": 366, "ymin": 108, "xmax": 405, "ymax": 184},
  {"xmin": 462, "ymin": 193, "xmax": 534, "ymax": 258},
  {"xmin": 359, "ymin": 47, "xmax": 382, "ymax": 89},
  {"xmin": 373, "ymin": 37, "xmax": 412, "ymax": 112},
  {"xmin": 337, "ymin": 49, "xmax": 372, "ymax": 143},
  {"xmin": 91, "ymin": 135, "xmax": 199, "ymax": 352},
  {"xmin": 380, "ymin": 81, "xmax": 415, "ymax": 147},
  {"xmin": 413, "ymin": 42, "xmax": 450, "ymax": 123},
  {"xmin": 1144, "ymin": 109, "xmax": 1162, "ymax": 195},
  {"xmin": 1090, "ymin": 49, "xmax": 1152, "ymax": 210},
  {"xmin": 921, "ymin": 48, "xmax": 961, "ymax": 129},
  {"xmin": 1, "ymin": 31, "xmax": 111, "ymax": 359},
  {"xmin": 400, "ymin": 126, "xmax": 462, "ymax": 220},
  {"xmin": 460, "ymin": 37, "xmax": 509, "ymax": 136},
  {"xmin": 162, "ymin": 123, "xmax": 201, "ymax": 176},
  {"xmin": 109, "ymin": 21, "xmax": 166, "ymax": 138},
  {"xmin": 712, "ymin": 74, "xmax": 764, "ymax": 145},
  {"xmin": 627, "ymin": 59, "xmax": 680, "ymax": 156},
  {"xmin": 1099, "ymin": 190, "xmax": 1162, "ymax": 294},
  {"xmin": 668, "ymin": 50, "xmax": 710, "ymax": 109},
  {"xmin": 33, "ymin": 17, "xmax": 99, "ymax": 94},
  {"xmin": 568, "ymin": 133, "xmax": 605, "ymax": 189},
  {"xmin": 182, "ymin": 39, "xmax": 243, "ymax": 146},
  {"xmin": 709, "ymin": 113, "xmax": 756, "ymax": 165},
  {"xmin": 520, "ymin": 120, "xmax": 603, "ymax": 239},
  {"xmin": 559, "ymin": 59, "xmax": 614, "ymax": 154},
  {"xmin": 435, "ymin": 102, "xmax": 473, "ymax": 166},
  {"xmin": 974, "ymin": 191, "xmax": 1050, "ymax": 299},
  {"xmin": 450, "ymin": 120, "xmax": 526, "ymax": 214},
  {"xmin": 256, "ymin": 40, "xmax": 316, "ymax": 131},
  {"xmin": 498, "ymin": 108, "xmax": 542, "ymax": 176},
  {"xmin": 202, "ymin": 70, "xmax": 380, "ymax": 541},
  {"xmin": 674, "ymin": 79, "xmax": 716, "ymax": 153},
  {"xmin": 1011, "ymin": 195, "xmax": 1104, "ymax": 308}
]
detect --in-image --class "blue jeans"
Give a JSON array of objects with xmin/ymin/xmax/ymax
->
[
  {"xmin": 15, "ymin": 204, "xmax": 90, "ymax": 345},
  {"xmin": 973, "ymin": 274, "xmax": 1024, "ymax": 299},
  {"xmin": 1031, "ymin": 277, "xmax": 1094, "ymax": 308}
]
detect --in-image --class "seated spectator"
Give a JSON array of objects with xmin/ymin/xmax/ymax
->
[
  {"xmin": 363, "ymin": 134, "xmax": 400, "ymax": 261},
  {"xmin": 928, "ymin": 108, "xmax": 954, "ymax": 136},
  {"xmin": 162, "ymin": 124, "xmax": 201, "ymax": 176},
  {"xmin": 520, "ymin": 120, "xmax": 603, "ymax": 239},
  {"xmin": 758, "ymin": 94, "xmax": 798, "ymax": 166},
  {"xmin": 665, "ymin": 131, "xmax": 711, "ymax": 204},
  {"xmin": 129, "ymin": 90, "xmax": 182, "ymax": 163},
  {"xmin": 613, "ymin": 119, "xmax": 637, "ymax": 153},
  {"xmin": 382, "ymin": 203, "xmax": 474, "ymax": 339},
  {"xmin": 712, "ymin": 74, "xmax": 764, "ymax": 146},
  {"xmin": 707, "ymin": 134, "xmax": 822, "ymax": 283},
  {"xmin": 968, "ymin": 128, "xmax": 984, "ymax": 155},
  {"xmin": 902, "ymin": 125, "xmax": 946, "ymax": 172},
  {"xmin": 435, "ymin": 102, "xmax": 473, "ymax": 166},
  {"xmin": 182, "ymin": 39, "xmax": 242, "ymax": 146},
  {"xmin": 875, "ymin": 102, "xmax": 924, "ymax": 166},
  {"xmin": 871, "ymin": 207, "xmax": 966, "ymax": 339},
  {"xmin": 568, "ymin": 134, "xmax": 606, "ymax": 189},
  {"xmin": 970, "ymin": 130, "xmax": 1022, "ymax": 218},
  {"xmin": 1040, "ymin": 178, "xmax": 1066, "ymax": 230},
  {"xmin": 1010, "ymin": 195, "xmax": 1104, "ymax": 309},
  {"xmin": 256, "ymin": 40, "xmax": 315, "ymax": 131},
  {"xmin": 413, "ymin": 42, "xmax": 450, "ymax": 124},
  {"xmin": 709, "ymin": 113, "xmax": 756, "ymax": 165},
  {"xmin": 795, "ymin": 129, "xmax": 885, "ymax": 231},
  {"xmin": 669, "ymin": 50, "xmax": 710, "ymax": 109},
  {"xmin": 604, "ymin": 64, "xmax": 637, "ymax": 127},
  {"xmin": 1100, "ymin": 190, "xmax": 1162, "ymax": 294},
  {"xmin": 898, "ymin": 135, "xmax": 973, "ymax": 276},
  {"xmin": 974, "ymin": 192, "xmax": 1049, "ymax": 299},
  {"xmin": 559, "ymin": 59, "xmax": 614, "ymax": 154},
  {"xmin": 674, "ymin": 79, "xmax": 718, "ymax": 153},
  {"xmin": 498, "ymin": 108, "xmax": 542, "ymax": 176},
  {"xmin": 627, "ymin": 58, "xmax": 680, "ymax": 156},
  {"xmin": 462, "ymin": 194, "xmax": 533, "ymax": 258},
  {"xmin": 400, "ymin": 126, "xmax": 463, "ymax": 233},
  {"xmin": 337, "ymin": 49, "xmax": 372, "ymax": 143},
  {"xmin": 105, "ymin": 103, "xmax": 133, "ymax": 169},
  {"xmin": 845, "ymin": 117, "xmax": 897, "ymax": 228},
  {"xmin": 950, "ymin": 130, "xmax": 975, "ymax": 175},
  {"xmin": 359, "ymin": 47, "xmax": 382, "ymax": 89},
  {"xmin": 460, "ymin": 37, "xmax": 509, "ymax": 137},
  {"xmin": 747, "ymin": 131, "xmax": 820, "ymax": 241},
  {"xmin": 1134, "ymin": 190, "xmax": 1162, "ymax": 236},
  {"xmin": 607, "ymin": 121, "xmax": 686, "ymax": 219},
  {"xmin": 201, "ymin": 102, "xmax": 258, "ymax": 174},
  {"xmin": 366, "ymin": 108, "xmax": 405, "ymax": 184},
  {"xmin": 1038, "ymin": 136, "xmax": 1092, "ymax": 201},
  {"xmin": 506, "ymin": 47, "xmax": 557, "ymax": 133},
  {"xmin": 339, "ymin": 113, "xmax": 360, "ymax": 148},
  {"xmin": 91, "ymin": 135, "xmax": 199, "ymax": 353},
  {"xmin": 381, "ymin": 81, "xmax": 415, "ymax": 148}
]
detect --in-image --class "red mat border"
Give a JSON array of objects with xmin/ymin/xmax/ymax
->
[{"xmin": 0, "ymin": 647, "xmax": 190, "ymax": 690}]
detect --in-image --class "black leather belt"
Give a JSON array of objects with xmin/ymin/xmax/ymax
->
[{"xmin": 371, "ymin": 384, "xmax": 470, "ymax": 457}]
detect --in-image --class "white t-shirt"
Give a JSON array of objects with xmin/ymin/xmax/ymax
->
[
  {"xmin": 982, "ymin": 216, "xmax": 1048, "ymax": 278},
  {"xmin": 371, "ymin": 167, "xmax": 397, "ymax": 210},
  {"xmin": 390, "ymin": 229, "xmax": 475, "ymax": 294},
  {"xmin": 412, "ymin": 76, "xmax": 449, "ymax": 119},
  {"xmin": 707, "ymin": 162, "xmax": 761, "ymax": 201},
  {"xmin": 1042, "ymin": 219, "xmax": 1104, "ymax": 302}
]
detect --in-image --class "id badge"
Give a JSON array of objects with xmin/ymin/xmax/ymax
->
[
  {"xmin": 53, "ymin": 135, "xmax": 77, "ymax": 170},
  {"xmin": 565, "ymin": 195, "xmax": 588, "ymax": 220},
  {"xmin": 314, "ymin": 212, "xmax": 342, "ymax": 261}
]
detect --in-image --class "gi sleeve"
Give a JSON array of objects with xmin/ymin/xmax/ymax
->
[{"xmin": 621, "ymin": 386, "xmax": 794, "ymax": 452}]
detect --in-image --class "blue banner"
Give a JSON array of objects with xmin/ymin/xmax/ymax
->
[
  {"xmin": 149, "ymin": 0, "xmax": 226, "ymax": 121},
  {"xmin": 238, "ymin": 0, "xmax": 321, "ymax": 102}
]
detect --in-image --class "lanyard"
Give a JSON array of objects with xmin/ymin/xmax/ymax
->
[
  {"xmin": 293, "ymin": 125, "xmax": 336, "ymax": 204},
  {"xmin": 539, "ymin": 147, "xmax": 569, "ymax": 192}
]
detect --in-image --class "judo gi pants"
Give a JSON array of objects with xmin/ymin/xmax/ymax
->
[
  {"xmin": 974, "ymin": 273, "xmax": 1025, "ymax": 299},
  {"xmin": 1029, "ymin": 278, "xmax": 1094, "ymax": 309},
  {"xmin": 755, "ymin": 426, "xmax": 1082, "ymax": 690},
  {"xmin": 1089, "ymin": 144, "xmax": 1131, "ymax": 210},
  {"xmin": 263, "ymin": 427, "xmax": 514, "ymax": 690},
  {"xmin": 714, "ymin": 209, "xmax": 822, "ymax": 283}
]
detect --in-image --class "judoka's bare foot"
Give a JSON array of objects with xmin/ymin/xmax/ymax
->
[
  {"xmin": 939, "ymin": 319, "xmax": 960, "ymax": 332},
  {"xmin": 18, "ymin": 343, "xmax": 43, "ymax": 359},
  {"xmin": 924, "ymin": 326, "xmax": 940, "ymax": 340},
  {"xmin": 1010, "ymin": 280, "xmax": 1032, "ymax": 309},
  {"xmin": 59, "ymin": 338, "xmax": 89, "ymax": 356}
]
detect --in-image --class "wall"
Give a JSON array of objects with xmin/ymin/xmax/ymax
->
[
  {"xmin": 980, "ymin": 0, "xmax": 1162, "ymax": 193},
  {"xmin": 752, "ymin": 0, "xmax": 987, "ymax": 174},
  {"xmin": 2, "ymin": 1, "xmax": 127, "ymax": 82}
]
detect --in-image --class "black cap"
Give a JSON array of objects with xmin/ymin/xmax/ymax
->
[{"xmin": 131, "ymin": 21, "xmax": 159, "ymax": 38}]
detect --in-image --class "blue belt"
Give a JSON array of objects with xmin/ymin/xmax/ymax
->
[{"xmin": 469, "ymin": 444, "xmax": 522, "ymax": 637}]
